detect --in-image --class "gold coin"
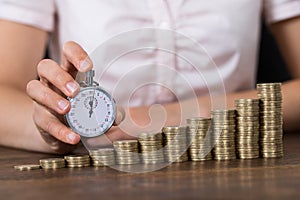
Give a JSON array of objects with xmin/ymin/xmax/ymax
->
[
  {"xmin": 39, "ymin": 158, "xmax": 65, "ymax": 169},
  {"xmin": 14, "ymin": 164, "xmax": 41, "ymax": 171}
]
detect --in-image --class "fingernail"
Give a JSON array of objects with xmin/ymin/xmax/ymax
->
[
  {"xmin": 67, "ymin": 133, "xmax": 76, "ymax": 142},
  {"xmin": 66, "ymin": 82, "xmax": 79, "ymax": 94},
  {"xmin": 58, "ymin": 100, "xmax": 69, "ymax": 111},
  {"xmin": 79, "ymin": 57, "xmax": 93, "ymax": 71}
]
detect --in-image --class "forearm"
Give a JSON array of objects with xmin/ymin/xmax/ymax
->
[
  {"xmin": 207, "ymin": 80, "xmax": 300, "ymax": 132},
  {"xmin": 164, "ymin": 80, "xmax": 300, "ymax": 133},
  {"xmin": 281, "ymin": 79, "xmax": 300, "ymax": 132},
  {"xmin": 0, "ymin": 86, "xmax": 55, "ymax": 153},
  {"xmin": 225, "ymin": 80, "xmax": 300, "ymax": 132},
  {"xmin": 269, "ymin": 17, "xmax": 300, "ymax": 132}
]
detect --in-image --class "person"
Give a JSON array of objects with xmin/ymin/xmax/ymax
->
[{"xmin": 0, "ymin": 0, "xmax": 300, "ymax": 154}]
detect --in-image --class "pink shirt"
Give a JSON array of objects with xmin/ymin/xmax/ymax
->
[{"xmin": 1, "ymin": 0, "xmax": 300, "ymax": 107}]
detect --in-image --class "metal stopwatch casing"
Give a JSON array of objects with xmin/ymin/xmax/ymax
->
[{"xmin": 66, "ymin": 70, "xmax": 117, "ymax": 138}]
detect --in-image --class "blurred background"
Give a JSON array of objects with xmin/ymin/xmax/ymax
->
[
  {"xmin": 45, "ymin": 22, "xmax": 290, "ymax": 85},
  {"xmin": 257, "ymin": 22, "xmax": 291, "ymax": 83}
]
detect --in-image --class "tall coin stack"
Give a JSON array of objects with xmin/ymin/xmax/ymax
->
[
  {"xmin": 162, "ymin": 126, "xmax": 189, "ymax": 163},
  {"xmin": 89, "ymin": 148, "xmax": 116, "ymax": 167},
  {"xmin": 211, "ymin": 110, "xmax": 237, "ymax": 160},
  {"xmin": 235, "ymin": 99, "xmax": 260, "ymax": 159},
  {"xmin": 257, "ymin": 83, "xmax": 284, "ymax": 158},
  {"xmin": 64, "ymin": 155, "xmax": 91, "ymax": 168},
  {"xmin": 186, "ymin": 118, "xmax": 213, "ymax": 161},
  {"xmin": 113, "ymin": 140, "xmax": 140, "ymax": 165},
  {"xmin": 138, "ymin": 132, "xmax": 165, "ymax": 164}
]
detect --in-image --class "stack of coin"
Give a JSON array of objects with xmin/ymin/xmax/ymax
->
[
  {"xmin": 257, "ymin": 83, "xmax": 283, "ymax": 158},
  {"xmin": 113, "ymin": 140, "xmax": 140, "ymax": 165},
  {"xmin": 186, "ymin": 118, "xmax": 213, "ymax": 161},
  {"xmin": 64, "ymin": 155, "xmax": 91, "ymax": 168},
  {"xmin": 138, "ymin": 132, "xmax": 165, "ymax": 164},
  {"xmin": 39, "ymin": 158, "xmax": 65, "ymax": 169},
  {"xmin": 89, "ymin": 148, "xmax": 116, "ymax": 167},
  {"xmin": 235, "ymin": 99, "xmax": 260, "ymax": 159},
  {"xmin": 14, "ymin": 164, "xmax": 41, "ymax": 171},
  {"xmin": 211, "ymin": 110, "xmax": 237, "ymax": 160},
  {"xmin": 162, "ymin": 126, "xmax": 189, "ymax": 163}
]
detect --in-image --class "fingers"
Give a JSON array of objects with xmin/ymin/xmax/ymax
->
[
  {"xmin": 114, "ymin": 106, "xmax": 126, "ymax": 125},
  {"xmin": 36, "ymin": 41, "xmax": 93, "ymax": 98},
  {"xmin": 27, "ymin": 42, "xmax": 93, "ymax": 149},
  {"xmin": 33, "ymin": 102, "xmax": 81, "ymax": 145},
  {"xmin": 62, "ymin": 41, "xmax": 93, "ymax": 74},
  {"xmin": 27, "ymin": 41, "xmax": 93, "ymax": 149},
  {"xmin": 27, "ymin": 80, "xmax": 70, "ymax": 114},
  {"xmin": 37, "ymin": 59, "xmax": 80, "ymax": 98}
]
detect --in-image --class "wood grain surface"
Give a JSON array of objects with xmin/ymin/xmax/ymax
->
[{"xmin": 0, "ymin": 133, "xmax": 299, "ymax": 200}]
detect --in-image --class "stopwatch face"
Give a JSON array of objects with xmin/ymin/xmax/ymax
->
[{"xmin": 66, "ymin": 87, "xmax": 116, "ymax": 138}]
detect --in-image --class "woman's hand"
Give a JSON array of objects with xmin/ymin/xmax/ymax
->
[
  {"xmin": 26, "ymin": 41, "xmax": 93, "ymax": 153},
  {"xmin": 26, "ymin": 41, "xmax": 142, "ymax": 152},
  {"xmin": 26, "ymin": 41, "xmax": 211, "ymax": 153}
]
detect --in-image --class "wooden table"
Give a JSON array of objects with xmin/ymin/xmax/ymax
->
[{"xmin": 0, "ymin": 133, "xmax": 299, "ymax": 200}]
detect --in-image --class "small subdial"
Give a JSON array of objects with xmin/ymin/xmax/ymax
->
[{"xmin": 84, "ymin": 96, "xmax": 98, "ymax": 110}]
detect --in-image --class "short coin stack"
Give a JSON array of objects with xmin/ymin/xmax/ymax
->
[
  {"xmin": 14, "ymin": 164, "xmax": 41, "ymax": 171},
  {"xmin": 257, "ymin": 83, "xmax": 284, "ymax": 158},
  {"xmin": 235, "ymin": 99, "xmax": 260, "ymax": 159},
  {"xmin": 186, "ymin": 118, "xmax": 213, "ymax": 161},
  {"xmin": 211, "ymin": 110, "xmax": 237, "ymax": 160},
  {"xmin": 39, "ymin": 158, "xmax": 65, "ymax": 169},
  {"xmin": 64, "ymin": 155, "xmax": 90, "ymax": 168},
  {"xmin": 162, "ymin": 126, "xmax": 189, "ymax": 163},
  {"xmin": 113, "ymin": 140, "xmax": 140, "ymax": 165},
  {"xmin": 89, "ymin": 148, "xmax": 116, "ymax": 167},
  {"xmin": 138, "ymin": 132, "xmax": 165, "ymax": 164}
]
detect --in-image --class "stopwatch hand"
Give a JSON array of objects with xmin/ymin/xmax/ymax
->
[{"xmin": 88, "ymin": 97, "xmax": 94, "ymax": 118}]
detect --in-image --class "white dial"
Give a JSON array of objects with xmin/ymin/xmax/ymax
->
[{"xmin": 66, "ymin": 87, "xmax": 116, "ymax": 138}]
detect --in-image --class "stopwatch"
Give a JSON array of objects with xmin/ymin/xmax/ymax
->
[{"xmin": 66, "ymin": 70, "xmax": 117, "ymax": 140}]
